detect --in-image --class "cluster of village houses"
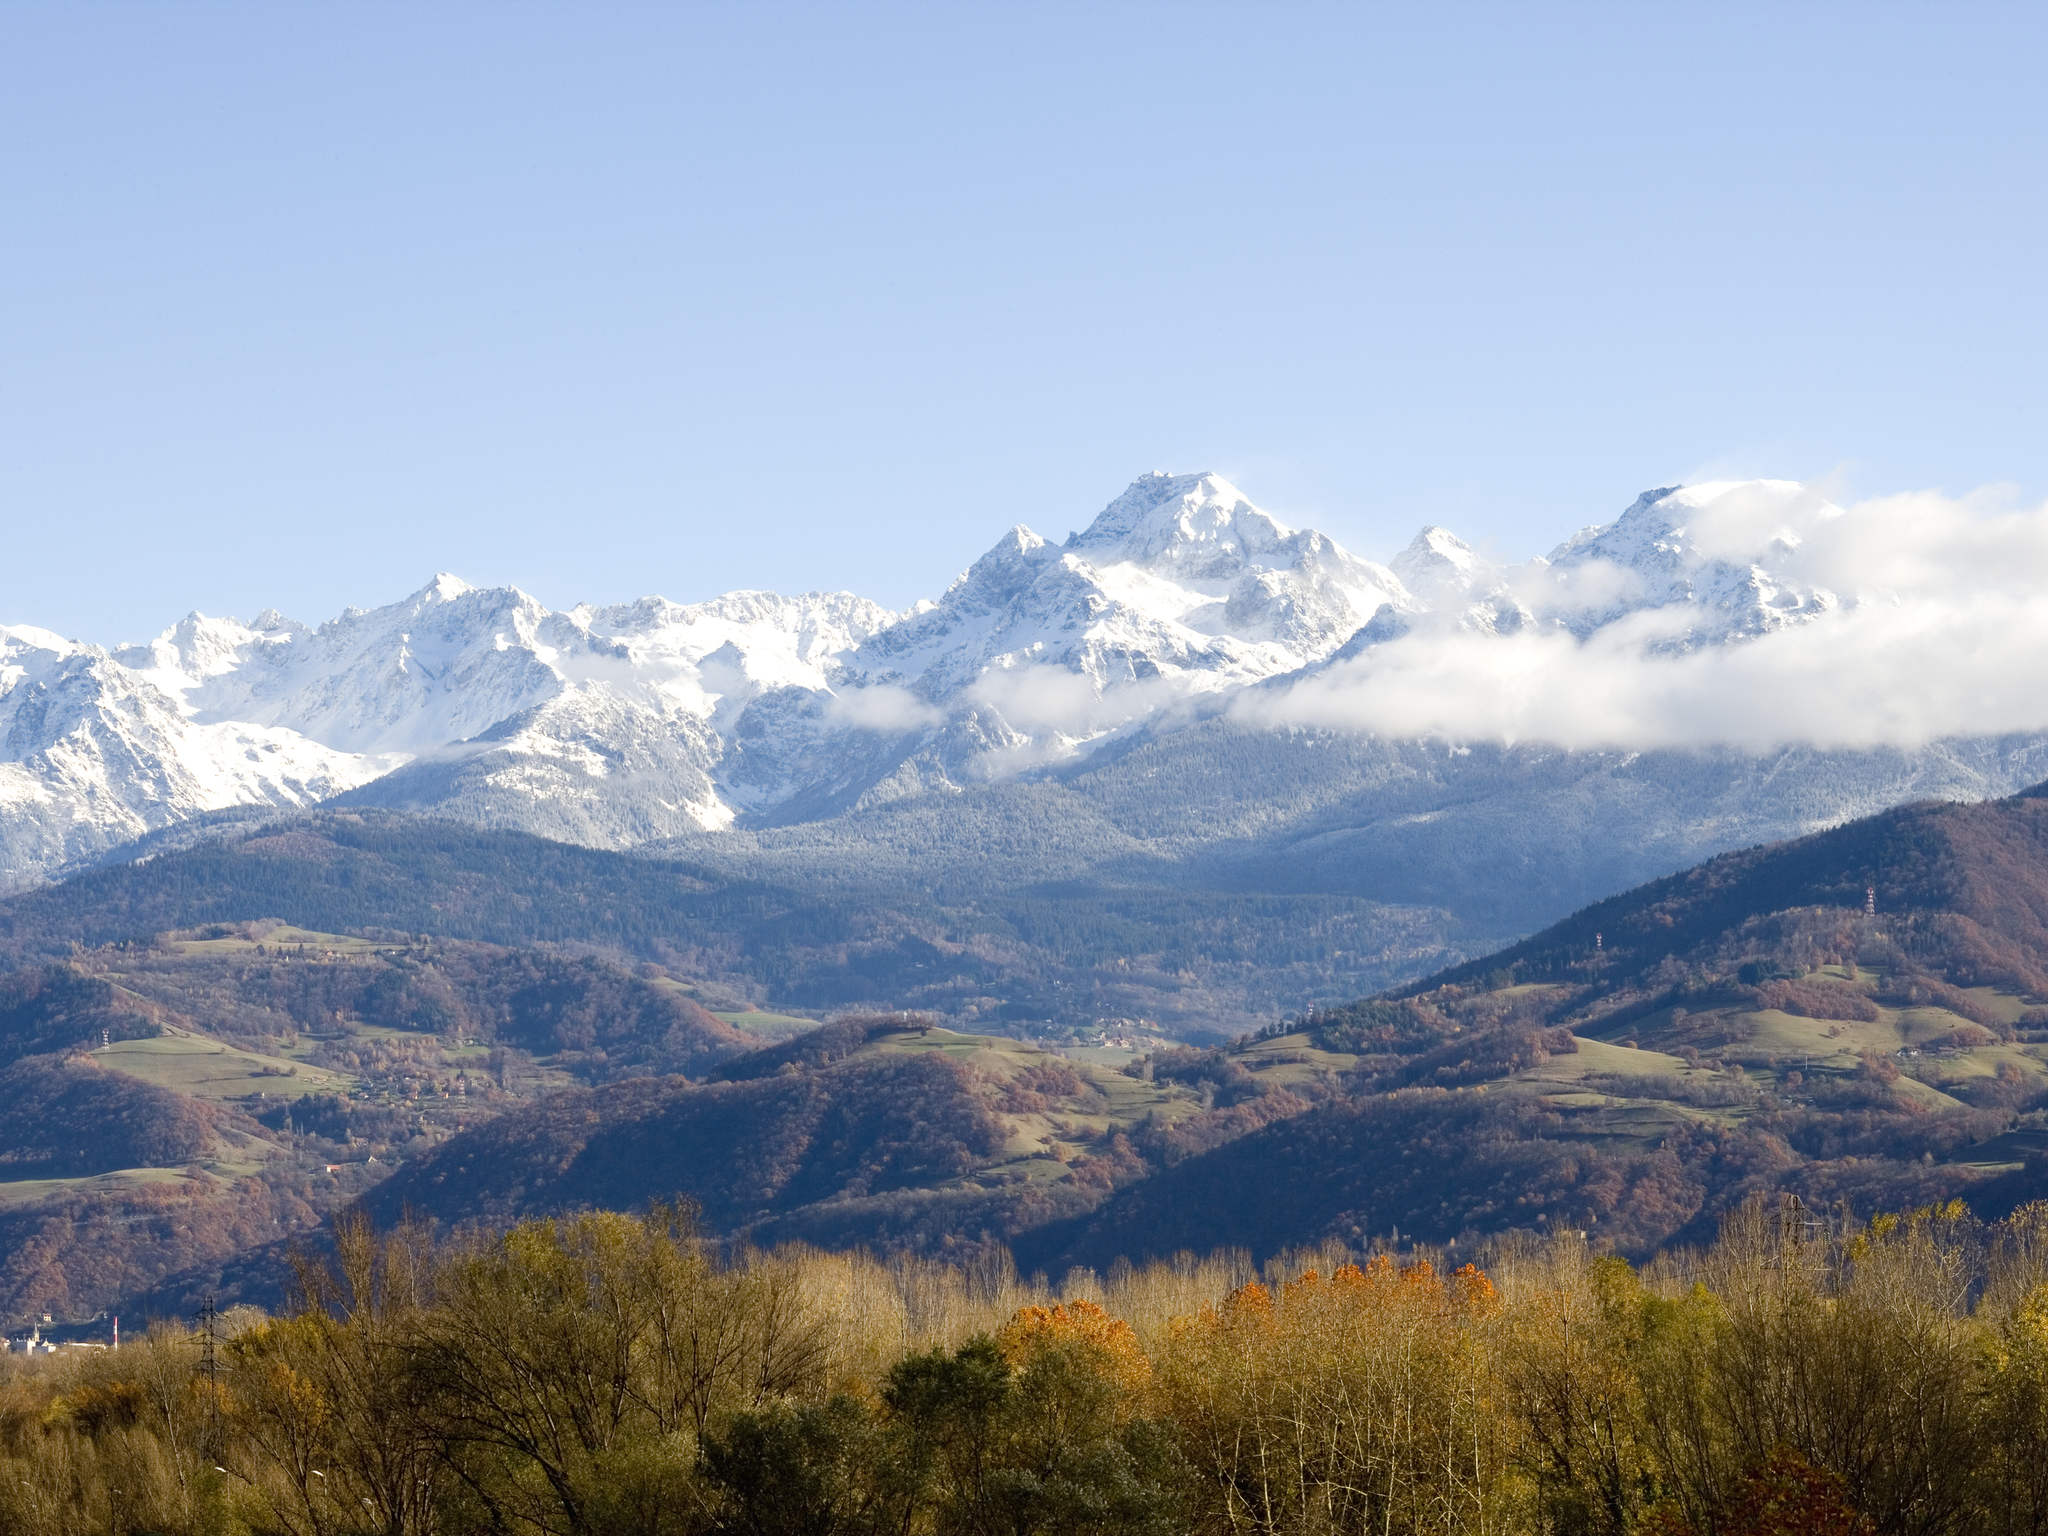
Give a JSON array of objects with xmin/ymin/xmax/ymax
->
[{"xmin": 5, "ymin": 1316, "xmax": 117, "ymax": 1354}]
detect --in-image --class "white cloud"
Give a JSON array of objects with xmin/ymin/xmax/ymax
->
[
  {"xmin": 968, "ymin": 665, "xmax": 1198, "ymax": 737},
  {"xmin": 1235, "ymin": 486, "xmax": 2048, "ymax": 752},
  {"xmin": 831, "ymin": 484, "xmax": 2048, "ymax": 759},
  {"xmin": 1669, "ymin": 478, "xmax": 1834, "ymax": 563},
  {"xmin": 962, "ymin": 665, "xmax": 1203, "ymax": 776},
  {"xmin": 1785, "ymin": 486, "xmax": 2048, "ymax": 600},
  {"xmin": 825, "ymin": 683, "xmax": 942, "ymax": 732},
  {"xmin": 1506, "ymin": 556, "xmax": 1643, "ymax": 616}
]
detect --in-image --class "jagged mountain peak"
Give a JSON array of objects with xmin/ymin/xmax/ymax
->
[
  {"xmin": 988, "ymin": 524, "xmax": 1052, "ymax": 560},
  {"xmin": 1401, "ymin": 524, "xmax": 1477, "ymax": 562},
  {"xmin": 850, "ymin": 473, "xmax": 1417, "ymax": 714},
  {"xmin": 249, "ymin": 608, "xmax": 304, "ymax": 635},
  {"xmin": 1550, "ymin": 479, "xmax": 1818, "ymax": 566},
  {"xmin": 1549, "ymin": 485, "xmax": 1679, "ymax": 567},
  {"xmin": 1067, "ymin": 471, "xmax": 1288, "ymax": 567},
  {"xmin": 423, "ymin": 571, "xmax": 474, "ymax": 602},
  {"xmin": 374, "ymin": 573, "xmax": 539, "ymax": 625},
  {"xmin": 942, "ymin": 524, "xmax": 1057, "ymax": 599},
  {"xmin": 1069, "ymin": 469, "xmax": 1226, "ymax": 534},
  {"xmin": 0, "ymin": 623, "xmax": 81, "ymax": 660},
  {"xmin": 1391, "ymin": 525, "xmax": 1483, "ymax": 591},
  {"xmin": 0, "ymin": 469, "xmax": 1954, "ymax": 892},
  {"xmin": 1542, "ymin": 480, "xmax": 1839, "ymax": 642}
]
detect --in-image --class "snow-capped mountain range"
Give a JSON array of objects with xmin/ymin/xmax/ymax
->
[{"xmin": 0, "ymin": 471, "xmax": 1939, "ymax": 889}]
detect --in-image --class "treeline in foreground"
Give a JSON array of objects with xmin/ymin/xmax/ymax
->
[{"xmin": 7, "ymin": 1200, "xmax": 2048, "ymax": 1536}]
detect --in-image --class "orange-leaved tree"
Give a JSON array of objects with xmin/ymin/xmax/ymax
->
[{"xmin": 997, "ymin": 1298, "xmax": 1151, "ymax": 1397}]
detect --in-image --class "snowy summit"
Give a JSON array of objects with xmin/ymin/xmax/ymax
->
[{"xmin": 0, "ymin": 474, "xmax": 1870, "ymax": 886}]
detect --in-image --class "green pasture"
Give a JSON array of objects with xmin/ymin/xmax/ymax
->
[
  {"xmin": 164, "ymin": 925, "xmax": 405, "ymax": 959},
  {"xmin": 712, "ymin": 1010, "xmax": 821, "ymax": 1039},
  {"xmin": 95, "ymin": 1030, "xmax": 353, "ymax": 1101},
  {"xmin": 0, "ymin": 1165, "xmax": 202, "ymax": 1210}
]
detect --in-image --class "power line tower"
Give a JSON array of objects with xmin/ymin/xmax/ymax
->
[{"xmin": 197, "ymin": 1293, "xmax": 221, "ymax": 1460}]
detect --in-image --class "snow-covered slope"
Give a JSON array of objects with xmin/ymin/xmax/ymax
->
[
  {"xmin": 2, "ymin": 625, "xmax": 393, "ymax": 882},
  {"xmin": 0, "ymin": 472, "xmax": 2015, "ymax": 889},
  {"xmin": 1541, "ymin": 480, "xmax": 1841, "ymax": 644},
  {"xmin": 850, "ymin": 473, "xmax": 1409, "ymax": 701}
]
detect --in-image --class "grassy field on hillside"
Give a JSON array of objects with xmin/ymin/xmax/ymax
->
[
  {"xmin": 0, "ymin": 1165, "xmax": 198, "ymax": 1210},
  {"xmin": 1224, "ymin": 965, "xmax": 2048, "ymax": 1165},
  {"xmin": 861, "ymin": 1025, "xmax": 1199, "ymax": 1177},
  {"xmin": 94, "ymin": 1029, "xmax": 353, "ymax": 1101},
  {"xmin": 711, "ymin": 1009, "xmax": 820, "ymax": 1039}
]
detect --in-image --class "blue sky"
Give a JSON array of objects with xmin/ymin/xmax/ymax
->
[{"xmin": 4, "ymin": 4, "xmax": 2043, "ymax": 642}]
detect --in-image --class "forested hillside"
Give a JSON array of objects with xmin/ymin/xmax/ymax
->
[
  {"xmin": 356, "ymin": 782, "xmax": 2048, "ymax": 1288},
  {"xmin": 11, "ymin": 782, "xmax": 2048, "ymax": 1325},
  {"xmin": 0, "ymin": 809, "xmax": 1462, "ymax": 1038},
  {"xmin": 362, "ymin": 1018, "xmax": 1188, "ymax": 1258},
  {"xmin": 0, "ymin": 922, "xmax": 754, "ymax": 1320},
  {"xmin": 1036, "ymin": 783, "xmax": 2048, "ymax": 1268},
  {"xmin": 1425, "ymin": 779, "xmax": 2048, "ymax": 994}
]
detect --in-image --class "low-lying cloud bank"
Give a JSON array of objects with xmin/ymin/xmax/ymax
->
[
  {"xmin": 825, "ymin": 681, "xmax": 943, "ymax": 732},
  {"xmin": 1237, "ymin": 485, "xmax": 2048, "ymax": 752},
  {"xmin": 1233, "ymin": 594, "xmax": 2048, "ymax": 751}
]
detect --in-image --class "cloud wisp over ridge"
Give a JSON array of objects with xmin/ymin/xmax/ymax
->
[{"xmin": 1233, "ymin": 483, "xmax": 2048, "ymax": 752}]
